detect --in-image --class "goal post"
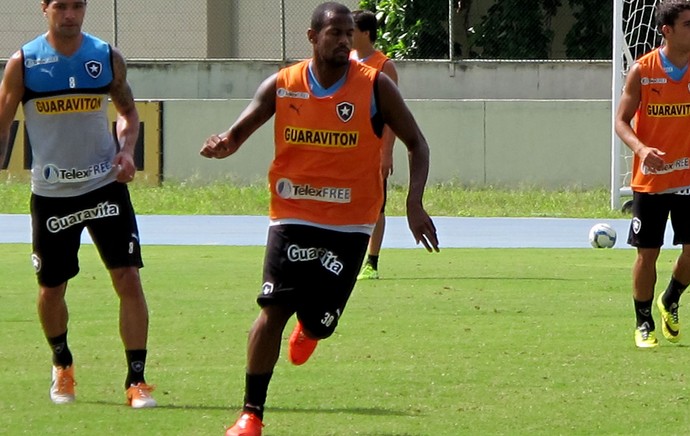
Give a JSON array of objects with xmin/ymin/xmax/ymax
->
[{"xmin": 611, "ymin": 0, "xmax": 663, "ymax": 210}]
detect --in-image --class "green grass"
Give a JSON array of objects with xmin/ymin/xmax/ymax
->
[
  {"xmin": 2, "ymin": 244, "xmax": 690, "ymax": 435},
  {"xmin": 0, "ymin": 180, "xmax": 628, "ymax": 218}
]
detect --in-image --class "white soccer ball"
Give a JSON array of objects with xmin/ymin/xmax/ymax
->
[{"xmin": 589, "ymin": 223, "xmax": 616, "ymax": 248}]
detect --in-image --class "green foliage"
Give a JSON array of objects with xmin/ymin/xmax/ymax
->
[
  {"xmin": 564, "ymin": 0, "xmax": 613, "ymax": 59},
  {"xmin": 471, "ymin": 0, "xmax": 561, "ymax": 59},
  {"xmin": 357, "ymin": 0, "xmax": 430, "ymax": 59}
]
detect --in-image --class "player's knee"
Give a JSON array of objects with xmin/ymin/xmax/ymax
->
[{"xmin": 302, "ymin": 318, "xmax": 338, "ymax": 340}]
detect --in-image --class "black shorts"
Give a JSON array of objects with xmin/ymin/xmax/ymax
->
[
  {"xmin": 258, "ymin": 224, "xmax": 369, "ymax": 338},
  {"xmin": 30, "ymin": 182, "xmax": 143, "ymax": 287},
  {"xmin": 627, "ymin": 191, "xmax": 690, "ymax": 248}
]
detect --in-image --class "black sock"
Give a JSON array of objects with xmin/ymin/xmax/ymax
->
[
  {"xmin": 367, "ymin": 255, "xmax": 379, "ymax": 270},
  {"xmin": 243, "ymin": 372, "xmax": 273, "ymax": 421},
  {"xmin": 125, "ymin": 349, "xmax": 147, "ymax": 388},
  {"xmin": 662, "ymin": 277, "xmax": 688, "ymax": 308},
  {"xmin": 48, "ymin": 332, "xmax": 73, "ymax": 368},
  {"xmin": 634, "ymin": 298, "xmax": 655, "ymax": 330}
]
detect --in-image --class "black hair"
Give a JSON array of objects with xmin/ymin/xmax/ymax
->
[
  {"xmin": 311, "ymin": 2, "xmax": 351, "ymax": 32},
  {"xmin": 352, "ymin": 10, "xmax": 378, "ymax": 43},
  {"xmin": 656, "ymin": 0, "xmax": 690, "ymax": 29}
]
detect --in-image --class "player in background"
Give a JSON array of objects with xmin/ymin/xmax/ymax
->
[
  {"xmin": 0, "ymin": 0, "xmax": 156, "ymax": 407},
  {"xmin": 351, "ymin": 9, "xmax": 399, "ymax": 280},
  {"xmin": 200, "ymin": 2, "xmax": 439, "ymax": 434},
  {"xmin": 614, "ymin": 0, "xmax": 690, "ymax": 348}
]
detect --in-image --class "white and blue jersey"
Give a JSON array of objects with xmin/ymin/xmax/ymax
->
[{"xmin": 22, "ymin": 32, "xmax": 117, "ymax": 197}]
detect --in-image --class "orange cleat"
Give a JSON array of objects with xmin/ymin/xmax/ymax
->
[
  {"xmin": 126, "ymin": 382, "xmax": 157, "ymax": 408},
  {"xmin": 50, "ymin": 365, "xmax": 76, "ymax": 404},
  {"xmin": 288, "ymin": 321, "xmax": 318, "ymax": 365},
  {"xmin": 226, "ymin": 412, "xmax": 264, "ymax": 436}
]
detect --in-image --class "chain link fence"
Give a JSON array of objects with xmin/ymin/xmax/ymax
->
[{"xmin": 1, "ymin": 0, "xmax": 612, "ymax": 61}]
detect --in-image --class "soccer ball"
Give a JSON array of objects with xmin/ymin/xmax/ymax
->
[{"xmin": 589, "ymin": 223, "xmax": 616, "ymax": 248}]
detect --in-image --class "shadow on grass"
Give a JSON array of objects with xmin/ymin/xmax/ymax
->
[
  {"xmin": 367, "ymin": 276, "xmax": 574, "ymax": 281},
  {"xmin": 82, "ymin": 400, "xmax": 417, "ymax": 416}
]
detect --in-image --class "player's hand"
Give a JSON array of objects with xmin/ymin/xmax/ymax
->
[
  {"xmin": 407, "ymin": 203, "xmax": 440, "ymax": 252},
  {"xmin": 200, "ymin": 134, "xmax": 237, "ymax": 159},
  {"xmin": 639, "ymin": 146, "xmax": 666, "ymax": 173},
  {"xmin": 113, "ymin": 151, "xmax": 136, "ymax": 183}
]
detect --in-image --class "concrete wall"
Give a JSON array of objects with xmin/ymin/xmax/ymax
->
[
  {"xmin": 0, "ymin": 58, "xmax": 614, "ymax": 188},
  {"xmin": 163, "ymin": 99, "xmax": 611, "ymax": 189},
  {"xmin": 123, "ymin": 60, "xmax": 612, "ymax": 100}
]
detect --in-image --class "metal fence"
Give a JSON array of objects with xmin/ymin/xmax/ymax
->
[{"xmin": 0, "ymin": 0, "xmax": 612, "ymax": 61}]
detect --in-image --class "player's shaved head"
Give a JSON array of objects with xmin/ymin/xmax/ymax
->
[{"xmin": 311, "ymin": 2, "xmax": 351, "ymax": 32}]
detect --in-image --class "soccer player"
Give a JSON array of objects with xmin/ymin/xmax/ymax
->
[
  {"xmin": 200, "ymin": 2, "xmax": 439, "ymax": 434},
  {"xmin": 351, "ymin": 9, "xmax": 399, "ymax": 280},
  {"xmin": 0, "ymin": 0, "xmax": 156, "ymax": 406},
  {"xmin": 614, "ymin": 0, "xmax": 690, "ymax": 348}
]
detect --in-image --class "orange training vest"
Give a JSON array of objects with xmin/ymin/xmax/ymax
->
[
  {"xmin": 631, "ymin": 48, "xmax": 690, "ymax": 193},
  {"xmin": 270, "ymin": 59, "xmax": 384, "ymax": 225},
  {"xmin": 354, "ymin": 50, "xmax": 389, "ymax": 72}
]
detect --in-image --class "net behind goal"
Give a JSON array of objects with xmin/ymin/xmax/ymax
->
[{"xmin": 611, "ymin": 0, "xmax": 663, "ymax": 210}]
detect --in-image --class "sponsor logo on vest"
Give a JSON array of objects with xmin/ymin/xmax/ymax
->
[
  {"xmin": 646, "ymin": 104, "xmax": 690, "ymax": 117},
  {"xmin": 276, "ymin": 88, "xmax": 310, "ymax": 99},
  {"xmin": 641, "ymin": 157, "xmax": 689, "ymax": 175},
  {"xmin": 641, "ymin": 77, "xmax": 667, "ymax": 85},
  {"xmin": 276, "ymin": 178, "xmax": 351, "ymax": 203},
  {"xmin": 286, "ymin": 244, "xmax": 344, "ymax": 275},
  {"xmin": 46, "ymin": 201, "xmax": 120, "ymax": 233},
  {"xmin": 336, "ymin": 101, "xmax": 355, "ymax": 122},
  {"xmin": 24, "ymin": 56, "xmax": 59, "ymax": 68},
  {"xmin": 84, "ymin": 60, "xmax": 102, "ymax": 79},
  {"xmin": 283, "ymin": 127, "xmax": 358, "ymax": 148},
  {"xmin": 35, "ymin": 96, "xmax": 103, "ymax": 114},
  {"xmin": 43, "ymin": 161, "xmax": 113, "ymax": 184}
]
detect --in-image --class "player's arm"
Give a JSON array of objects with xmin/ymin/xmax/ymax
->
[
  {"xmin": 109, "ymin": 47, "xmax": 140, "ymax": 182},
  {"xmin": 200, "ymin": 73, "xmax": 277, "ymax": 159},
  {"xmin": 380, "ymin": 60, "xmax": 398, "ymax": 178},
  {"xmin": 614, "ymin": 62, "xmax": 665, "ymax": 172},
  {"xmin": 0, "ymin": 52, "xmax": 25, "ymax": 171},
  {"xmin": 376, "ymin": 72, "xmax": 439, "ymax": 252}
]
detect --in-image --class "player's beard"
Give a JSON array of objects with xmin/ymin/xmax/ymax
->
[{"xmin": 327, "ymin": 49, "xmax": 350, "ymax": 68}]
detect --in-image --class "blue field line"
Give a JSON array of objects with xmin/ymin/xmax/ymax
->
[{"xmin": 0, "ymin": 214, "xmax": 674, "ymax": 249}]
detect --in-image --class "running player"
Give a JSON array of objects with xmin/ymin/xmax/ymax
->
[{"xmin": 200, "ymin": 3, "xmax": 439, "ymax": 434}]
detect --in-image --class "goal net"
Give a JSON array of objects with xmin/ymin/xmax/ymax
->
[{"xmin": 611, "ymin": 0, "xmax": 663, "ymax": 209}]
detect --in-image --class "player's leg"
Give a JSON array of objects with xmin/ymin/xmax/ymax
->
[
  {"xmin": 628, "ymin": 191, "xmax": 668, "ymax": 348},
  {"xmin": 31, "ymin": 192, "xmax": 83, "ymax": 403},
  {"xmin": 358, "ymin": 180, "xmax": 387, "ymax": 280},
  {"xmin": 290, "ymin": 226, "xmax": 369, "ymax": 364},
  {"xmin": 228, "ymin": 225, "xmax": 298, "ymax": 435},
  {"xmin": 88, "ymin": 183, "xmax": 154, "ymax": 407},
  {"xmin": 657, "ymin": 194, "xmax": 690, "ymax": 342},
  {"xmin": 239, "ymin": 305, "xmax": 294, "ymax": 416}
]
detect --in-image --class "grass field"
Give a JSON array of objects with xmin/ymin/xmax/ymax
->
[
  {"xmin": 0, "ymin": 180, "xmax": 628, "ymax": 218},
  {"xmin": 3, "ymin": 243, "xmax": 690, "ymax": 435}
]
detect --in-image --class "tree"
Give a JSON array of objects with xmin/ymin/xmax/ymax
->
[
  {"xmin": 358, "ymin": 0, "xmax": 422, "ymax": 59},
  {"xmin": 564, "ymin": 0, "xmax": 612, "ymax": 59},
  {"xmin": 359, "ymin": 0, "xmax": 450, "ymax": 59},
  {"xmin": 470, "ymin": 0, "xmax": 561, "ymax": 59}
]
